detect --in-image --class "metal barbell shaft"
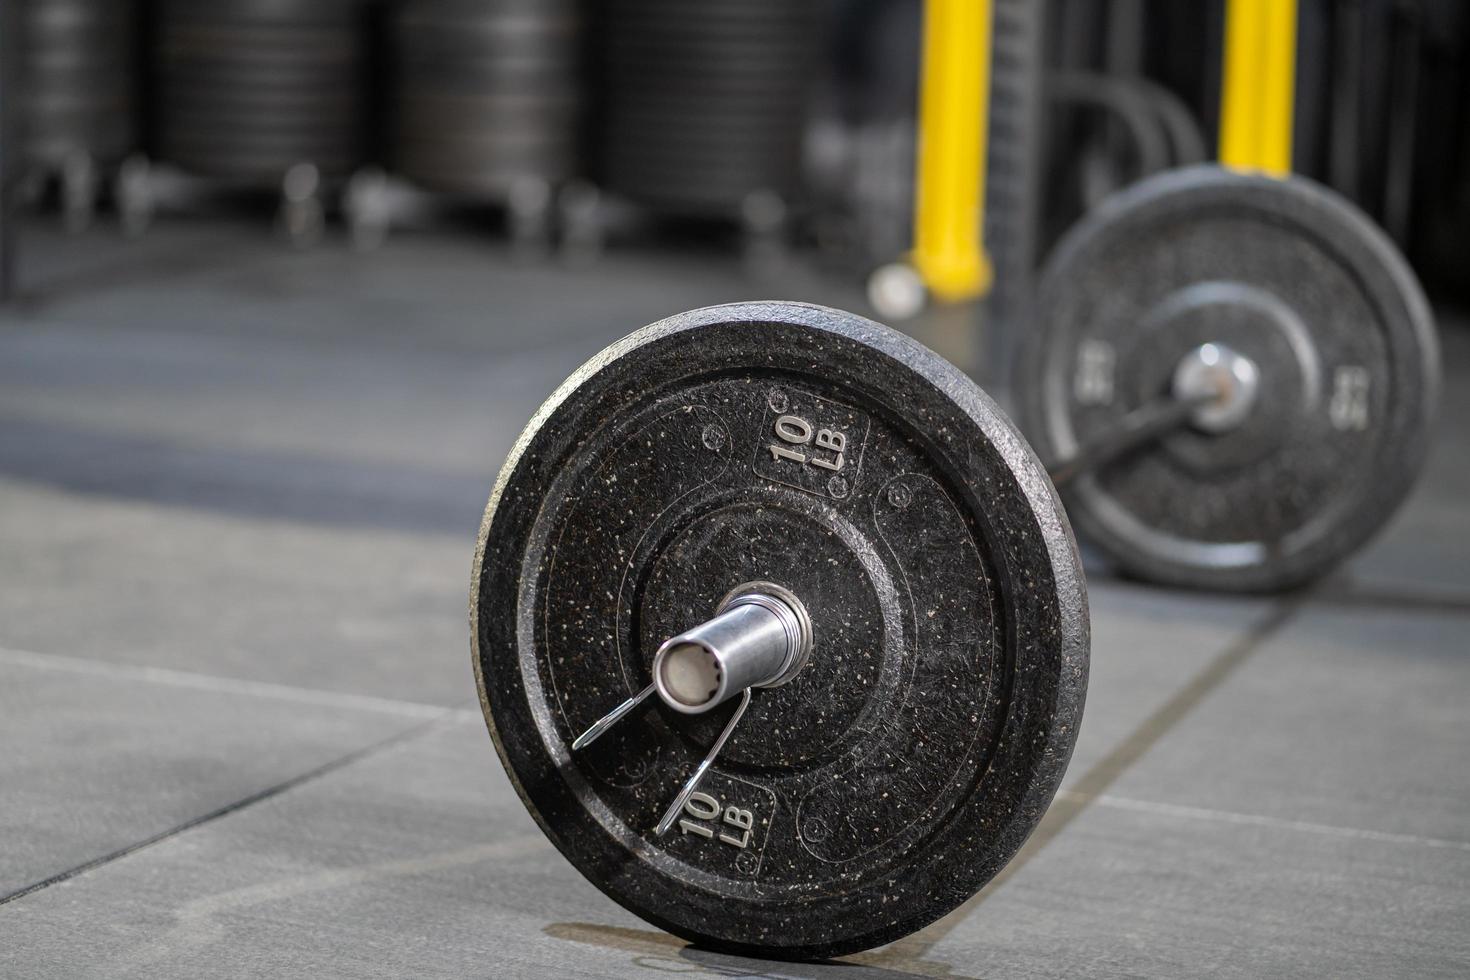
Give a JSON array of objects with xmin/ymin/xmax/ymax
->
[
  {"xmin": 1046, "ymin": 342, "xmax": 1262, "ymax": 488},
  {"xmin": 571, "ymin": 586, "xmax": 811, "ymax": 751},
  {"xmin": 1045, "ymin": 392, "xmax": 1209, "ymax": 489}
]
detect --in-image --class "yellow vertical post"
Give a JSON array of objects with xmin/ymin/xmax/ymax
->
[
  {"xmin": 911, "ymin": 0, "xmax": 993, "ymax": 302},
  {"xmin": 1219, "ymin": 0, "xmax": 1298, "ymax": 176}
]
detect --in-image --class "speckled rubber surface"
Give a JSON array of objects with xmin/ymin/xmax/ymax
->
[{"xmin": 473, "ymin": 301, "xmax": 1089, "ymax": 958}]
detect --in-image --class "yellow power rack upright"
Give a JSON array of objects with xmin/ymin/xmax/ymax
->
[
  {"xmin": 1219, "ymin": 0, "xmax": 1298, "ymax": 176},
  {"xmin": 909, "ymin": 0, "xmax": 993, "ymax": 303}
]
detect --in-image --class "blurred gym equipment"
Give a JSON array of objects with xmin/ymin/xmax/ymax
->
[
  {"xmin": 1016, "ymin": 0, "xmax": 1441, "ymax": 591},
  {"xmin": 389, "ymin": 0, "xmax": 584, "ymax": 240},
  {"xmin": 599, "ymin": 0, "xmax": 821, "ymax": 229},
  {"xmin": 153, "ymin": 0, "xmax": 369, "ymax": 242}
]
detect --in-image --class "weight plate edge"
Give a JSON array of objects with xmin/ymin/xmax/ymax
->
[{"xmin": 471, "ymin": 301, "xmax": 1090, "ymax": 959}]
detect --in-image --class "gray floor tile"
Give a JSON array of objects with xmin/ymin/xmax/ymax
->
[
  {"xmin": 0, "ymin": 313, "xmax": 592, "ymax": 480},
  {"xmin": 1, "ymin": 720, "xmax": 659, "ymax": 980},
  {"xmin": 1061, "ymin": 581, "xmax": 1277, "ymax": 790},
  {"xmin": 1104, "ymin": 606, "xmax": 1470, "ymax": 841},
  {"xmin": 0, "ymin": 478, "xmax": 474, "ymax": 706},
  {"xmin": 921, "ymin": 798, "xmax": 1470, "ymax": 980},
  {"xmin": 0, "ymin": 659, "xmax": 436, "ymax": 899}
]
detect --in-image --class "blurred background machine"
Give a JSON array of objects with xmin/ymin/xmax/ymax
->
[{"xmin": 0, "ymin": 0, "xmax": 1466, "ymax": 309}]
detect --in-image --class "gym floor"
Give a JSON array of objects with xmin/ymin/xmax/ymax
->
[{"xmin": 2, "ymin": 221, "xmax": 1467, "ymax": 979}]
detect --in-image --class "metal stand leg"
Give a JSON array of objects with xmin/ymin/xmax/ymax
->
[
  {"xmin": 116, "ymin": 154, "xmax": 155, "ymax": 239},
  {"xmin": 62, "ymin": 150, "xmax": 99, "ymax": 234},
  {"xmin": 279, "ymin": 162, "xmax": 325, "ymax": 249},
  {"xmin": 0, "ymin": 0, "xmax": 21, "ymax": 302}
]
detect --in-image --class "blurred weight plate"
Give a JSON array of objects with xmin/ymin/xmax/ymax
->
[
  {"xmin": 394, "ymin": 55, "xmax": 579, "ymax": 86},
  {"xmin": 473, "ymin": 301, "xmax": 1088, "ymax": 959},
  {"xmin": 395, "ymin": 27, "xmax": 576, "ymax": 63},
  {"xmin": 20, "ymin": 0, "xmax": 139, "ymax": 168},
  {"xmin": 390, "ymin": 0, "xmax": 583, "ymax": 197},
  {"xmin": 159, "ymin": 0, "xmax": 363, "ymax": 27},
  {"xmin": 25, "ymin": 2, "xmax": 130, "ymax": 36},
  {"xmin": 156, "ymin": 34, "xmax": 359, "ymax": 66},
  {"xmin": 395, "ymin": 157, "xmax": 577, "ymax": 195},
  {"xmin": 599, "ymin": 0, "xmax": 829, "ymax": 214},
  {"xmin": 600, "ymin": 0, "xmax": 819, "ymax": 217},
  {"xmin": 396, "ymin": 0, "xmax": 578, "ymax": 16},
  {"xmin": 611, "ymin": 105, "xmax": 817, "ymax": 134},
  {"xmin": 395, "ymin": 90, "xmax": 578, "ymax": 118},
  {"xmin": 155, "ymin": 0, "xmax": 366, "ymax": 182},
  {"xmin": 608, "ymin": 0, "xmax": 819, "ymax": 24},
  {"xmin": 160, "ymin": 86, "xmax": 360, "ymax": 115},
  {"xmin": 1018, "ymin": 166, "xmax": 1440, "ymax": 592}
]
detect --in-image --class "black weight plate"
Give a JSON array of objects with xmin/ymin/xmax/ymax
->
[
  {"xmin": 604, "ymin": 63, "xmax": 811, "ymax": 90},
  {"xmin": 604, "ymin": 159, "xmax": 798, "ymax": 195},
  {"xmin": 155, "ymin": 0, "xmax": 366, "ymax": 181},
  {"xmin": 605, "ymin": 143, "xmax": 799, "ymax": 175},
  {"xmin": 161, "ymin": 127, "xmax": 360, "ymax": 152},
  {"xmin": 605, "ymin": 41, "xmax": 813, "ymax": 74},
  {"xmin": 23, "ymin": 127, "xmax": 136, "ymax": 167},
  {"xmin": 393, "ymin": 30, "xmax": 576, "ymax": 64},
  {"xmin": 160, "ymin": 130, "xmax": 363, "ymax": 157},
  {"xmin": 473, "ymin": 302, "xmax": 1088, "ymax": 959},
  {"xmin": 601, "ymin": 179, "xmax": 792, "ymax": 218},
  {"xmin": 392, "ymin": 54, "xmax": 578, "ymax": 86},
  {"xmin": 160, "ymin": 125, "xmax": 360, "ymax": 155},
  {"xmin": 600, "ymin": 0, "xmax": 815, "ymax": 218},
  {"xmin": 396, "ymin": 143, "xmax": 576, "ymax": 172},
  {"xmin": 24, "ymin": 1, "xmax": 131, "ymax": 33},
  {"xmin": 158, "ymin": 66, "xmax": 358, "ymax": 93},
  {"xmin": 20, "ymin": 0, "xmax": 137, "ymax": 153},
  {"xmin": 157, "ymin": 44, "xmax": 360, "ymax": 71},
  {"xmin": 24, "ymin": 51, "xmax": 133, "ymax": 77},
  {"xmin": 21, "ymin": 92, "xmax": 132, "ymax": 119},
  {"xmin": 394, "ymin": 161, "xmax": 576, "ymax": 196},
  {"xmin": 605, "ymin": 30, "xmax": 813, "ymax": 56},
  {"xmin": 394, "ymin": 136, "xmax": 577, "ymax": 167},
  {"xmin": 389, "ymin": 0, "xmax": 582, "ymax": 191},
  {"xmin": 395, "ymin": 134, "xmax": 575, "ymax": 163},
  {"xmin": 160, "ymin": 143, "xmax": 363, "ymax": 170},
  {"xmin": 398, "ymin": 0, "xmax": 577, "ymax": 17},
  {"xmin": 157, "ymin": 0, "xmax": 360, "ymax": 28},
  {"xmin": 162, "ymin": 150, "xmax": 361, "ymax": 181},
  {"xmin": 605, "ymin": 86, "xmax": 808, "ymax": 113},
  {"xmin": 607, "ymin": 0, "xmax": 816, "ymax": 24},
  {"xmin": 397, "ymin": 11, "xmax": 577, "ymax": 36},
  {"xmin": 608, "ymin": 110, "xmax": 808, "ymax": 140},
  {"xmin": 160, "ymin": 87, "xmax": 360, "ymax": 116},
  {"xmin": 394, "ymin": 89, "xmax": 578, "ymax": 116},
  {"xmin": 604, "ymin": 151, "xmax": 798, "ymax": 179},
  {"xmin": 1018, "ymin": 166, "xmax": 1440, "ymax": 592}
]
